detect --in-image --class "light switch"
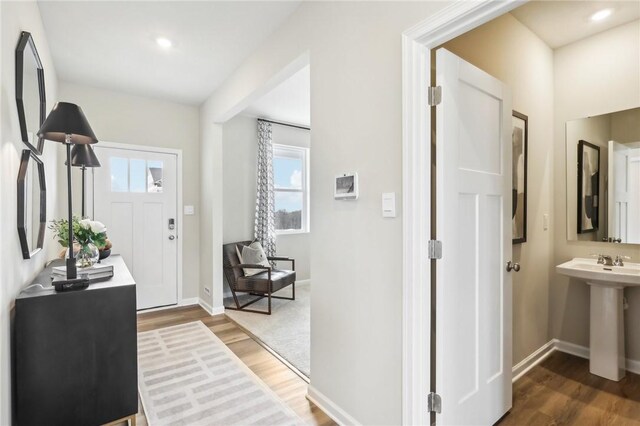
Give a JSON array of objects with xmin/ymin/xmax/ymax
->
[
  {"xmin": 184, "ymin": 205, "xmax": 195, "ymax": 216},
  {"xmin": 382, "ymin": 193, "xmax": 396, "ymax": 218},
  {"xmin": 543, "ymin": 214, "xmax": 549, "ymax": 230}
]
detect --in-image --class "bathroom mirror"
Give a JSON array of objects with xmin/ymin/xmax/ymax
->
[
  {"xmin": 16, "ymin": 31, "xmax": 46, "ymax": 155},
  {"xmin": 17, "ymin": 150, "xmax": 46, "ymax": 259},
  {"xmin": 566, "ymin": 106, "xmax": 640, "ymax": 245}
]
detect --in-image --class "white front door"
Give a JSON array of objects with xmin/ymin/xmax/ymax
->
[
  {"xmin": 92, "ymin": 145, "xmax": 179, "ymax": 310},
  {"xmin": 435, "ymin": 49, "xmax": 513, "ymax": 425}
]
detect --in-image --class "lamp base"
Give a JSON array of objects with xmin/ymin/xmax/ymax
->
[
  {"xmin": 66, "ymin": 257, "xmax": 78, "ymax": 279},
  {"xmin": 52, "ymin": 277, "xmax": 89, "ymax": 293}
]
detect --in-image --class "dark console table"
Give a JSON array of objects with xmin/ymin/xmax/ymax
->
[{"xmin": 14, "ymin": 255, "xmax": 138, "ymax": 426}]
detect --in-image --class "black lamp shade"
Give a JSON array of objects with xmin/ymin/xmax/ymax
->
[
  {"xmin": 37, "ymin": 102, "xmax": 98, "ymax": 144},
  {"xmin": 70, "ymin": 144, "xmax": 101, "ymax": 168}
]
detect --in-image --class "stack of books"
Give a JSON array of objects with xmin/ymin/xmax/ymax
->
[{"xmin": 52, "ymin": 263, "xmax": 114, "ymax": 283}]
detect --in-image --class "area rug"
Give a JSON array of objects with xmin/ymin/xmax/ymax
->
[
  {"xmin": 224, "ymin": 282, "xmax": 310, "ymax": 377},
  {"xmin": 137, "ymin": 321, "xmax": 304, "ymax": 426}
]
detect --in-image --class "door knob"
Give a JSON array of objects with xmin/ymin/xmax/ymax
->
[
  {"xmin": 168, "ymin": 235, "xmax": 175, "ymax": 240},
  {"xmin": 506, "ymin": 261, "xmax": 520, "ymax": 272}
]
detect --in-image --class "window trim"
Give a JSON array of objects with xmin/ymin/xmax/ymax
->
[{"xmin": 273, "ymin": 144, "xmax": 310, "ymax": 235}]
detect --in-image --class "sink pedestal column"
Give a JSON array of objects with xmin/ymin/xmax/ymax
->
[{"xmin": 588, "ymin": 282, "xmax": 626, "ymax": 381}]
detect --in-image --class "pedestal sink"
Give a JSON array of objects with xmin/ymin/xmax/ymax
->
[{"xmin": 557, "ymin": 257, "xmax": 640, "ymax": 381}]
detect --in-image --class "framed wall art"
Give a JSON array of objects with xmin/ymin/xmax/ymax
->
[
  {"xmin": 577, "ymin": 139, "xmax": 600, "ymax": 234},
  {"xmin": 512, "ymin": 111, "xmax": 528, "ymax": 244}
]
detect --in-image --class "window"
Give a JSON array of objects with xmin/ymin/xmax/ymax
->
[
  {"xmin": 273, "ymin": 144, "xmax": 309, "ymax": 233},
  {"xmin": 110, "ymin": 157, "xmax": 164, "ymax": 193}
]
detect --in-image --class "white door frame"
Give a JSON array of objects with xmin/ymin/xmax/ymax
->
[
  {"xmin": 87, "ymin": 141, "xmax": 185, "ymax": 307},
  {"xmin": 401, "ymin": 1, "xmax": 524, "ymax": 424}
]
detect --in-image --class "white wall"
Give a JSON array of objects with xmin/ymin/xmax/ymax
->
[
  {"xmin": 552, "ymin": 20, "xmax": 640, "ymax": 357},
  {"xmin": 442, "ymin": 13, "xmax": 555, "ymax": 367},
  {"xmin": 199, "ymin": 114, "xmax": 223, "ymax": 309},
  {"xmin": 200, "ymin": 2, "xmax": 448, "ymax": 423},
  {"xmin": 222, "ymin": 115, "xmax": 311, "ymax": 282},
  {"xmin": 57, "ymin": 81, "xmax": 201, "ymax": 300},
  {"xmin": 222, "ymin": 114, "xmax": 258, "ymax": 244},
  {"xmin": 0, "ymin": 2, "xmax": 59, "ymax": 424}
]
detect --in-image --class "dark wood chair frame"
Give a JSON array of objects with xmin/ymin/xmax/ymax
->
[{"xmin": 226, "ymin": 256, "xmax": 296, "ymax": 315}]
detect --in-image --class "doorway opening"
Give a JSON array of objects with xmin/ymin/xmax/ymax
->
[
  {"xmin": 220, "ymin": 63, "xmax": 312, "ymax": 380},
  {"xmin": 403, "ymin": 1, "xmax": 640, "ymax": 424}
]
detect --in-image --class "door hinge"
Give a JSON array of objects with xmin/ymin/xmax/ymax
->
[
  {"xmin": 428, "ymin": 86, "xmax": 442, "ymax": 106},
  {"xmin": 428, "ymin": 240, "xmax": 442, "ymax": 260},
  {"xmin": 427, "ymin": 392, "xmax": 442, "ymax": 414}
]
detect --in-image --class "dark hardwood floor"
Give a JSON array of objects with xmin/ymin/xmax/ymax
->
[
  {"xmin": 134, "ymin": 305, "xmax": 335, "ymax": 426},
  {"xmin": 500, "ymin": 351, "xmax": 640, "ymax": 425}
]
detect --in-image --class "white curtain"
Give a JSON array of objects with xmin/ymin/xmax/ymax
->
[{"xmin": 254, "ymin": 120, "xmax": 276, "ymax": 257}]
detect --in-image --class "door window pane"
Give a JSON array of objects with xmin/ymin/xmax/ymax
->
[
  {"xmin": 275, "ymin": 191, "xmax": 303, "ymax": 230},
  {"xmin": 110, "ymin": 157, "xmax": 129, "ymax": 192},
  {"xmin": 129, "ymin": 159, "xmax": 146, "ymax": 193},
  {"xmin": 147, "ymin": 160, "xmax": 163, "ymax": 193},
  {"xmin": 273, "ymin": 157, "xmax": 303, "ymax": 189}
]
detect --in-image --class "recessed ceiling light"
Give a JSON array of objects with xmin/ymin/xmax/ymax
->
[
  {"xmin": 156, "ymin": 37, "xmax": 172, "ymax": 49},
  {"xmin": 590, "ymin": 9, "xmax": 612, "ymax": 22}
]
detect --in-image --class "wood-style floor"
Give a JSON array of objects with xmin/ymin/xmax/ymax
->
[
  {"xmin": 129, "ymin": 305, "xmax": 640, "ymax": 426},
  {"xmin": 500, "ymin": 351, "xmax": 640, "ymax": 425},
  {"xmin": 134, "ymin": 305, "xmax": 335, "ymax": 426}
]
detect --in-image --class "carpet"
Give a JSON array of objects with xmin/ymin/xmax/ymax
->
[
  {"xmin": 224, "ymin": 282, "xmax": 310, "ymax": 377},
  {"xmin": 137, "ymin": 321, "xmax": 304, "ymax": 426}
]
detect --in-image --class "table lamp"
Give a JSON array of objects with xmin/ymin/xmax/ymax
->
[
  {"xmin": 69, "ymin": 144, "xmax": 101, "ymax": 217},
  {"xmin": 38, "ymin": 102, "xmax": 98, "ymax": 283}
]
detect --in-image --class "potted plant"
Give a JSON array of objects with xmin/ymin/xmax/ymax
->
[{"xmin": 49, "ymin": 217, "xmax": 109, "ymax": 268}]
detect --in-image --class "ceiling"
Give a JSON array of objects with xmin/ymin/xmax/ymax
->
[
  {"xmin": 243, "ymin": 65, "xmax": 310, "ymax": 127},
  {"xmin": 38, "ymin": 1, "xmax": 301, "ymax": 105},
  {"xmin": 511, "ymin": 1, "xmax": 640, "ymax": 49}
]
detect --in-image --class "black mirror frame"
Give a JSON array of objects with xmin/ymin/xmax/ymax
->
[
  {"xmin": 16, "ymin": 31, "xmax": 46, "ymax": 155},
  {"xmin": 17, "ymin": 150, "xmax": 46, "ymax": 259}
]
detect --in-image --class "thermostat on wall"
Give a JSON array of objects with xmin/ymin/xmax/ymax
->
[{"xmin": 334, "ymin": 172, "xmax": 358, "ymax": 200}]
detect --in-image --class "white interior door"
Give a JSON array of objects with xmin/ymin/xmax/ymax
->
[
  {"xmin": 435, "ymin": 48, "xmax": 513, "ymax": 425},
  {"xmin": 608, "ymin": 140, "xmax": 631, "ymax": 242},
  {"xmin": 628, "ymin": 149, "xmax": 640, "ymax": 243},
  {"xmin": 92, "ymin": 146, "xmax": 178, "ymax": 310}
]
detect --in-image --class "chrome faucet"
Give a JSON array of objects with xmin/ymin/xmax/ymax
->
[
  {"xmin": 614, "ymin": 255, "xmax": 631, "ymax": 267},
  {"xmin": 597, "ymin": 255, "xmax": 614, "ymax": 266}
]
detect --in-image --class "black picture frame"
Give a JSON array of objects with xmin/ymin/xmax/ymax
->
[
  {"xmin": 16, "ymin": 31, "xmax": 46, "ymax": 155},
  {"xmin": 17, "ymin": 149, "xmax": 46, "ymax": 259},
  {"xmin": 512, "ymin": 110, "xmax": 528, "ymax": 244},
  {"xmin": 577, "ymin": 140, "xmax": 600, "ymax": 234}
]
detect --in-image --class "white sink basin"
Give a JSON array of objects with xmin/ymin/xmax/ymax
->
[
  {"xmin": 556, "ymin": 257, "xmax": 639, "ymax": 382},
  {"xmin": 556, "ymin": 257, "xmax": 640, "ymax": 287}
]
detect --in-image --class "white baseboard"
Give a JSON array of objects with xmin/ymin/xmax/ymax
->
[
  {"xmin": 554, "ymin": 339, "xmax": 640, "ymax": 375},
  {"xmin": 179, "ymin": 297, "xmax": 199, "ymax": 306},
  {"xmin": 199, "ymin": 298, "xmax": 224, "ymax": 316},
  {"xmin": 136, "ymin": 297, "xmax": 199, "ymax": 314},
  {"xmin": 513, "ymin": 338, "xmax": 640, "ymax": 380},
  {"xmin": 554, "ymin": 339, "xmax": 589, "ymax": 360},
  {"xmin": 627, "ymin": 358, "xmax": 640, "ymax": 375},
  {"xmin": 306, "ymin": 385, "xmax": 360, "ymax": 426},
  {"xmin": 512, "ymin": 339, "xmax": 556, "ymax": 382}
]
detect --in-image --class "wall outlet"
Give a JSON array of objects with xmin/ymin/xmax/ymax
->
[
  {"xmin": 204, "ymin": 287, "xmax": 211, "ymax": 296},
  {"xmin": 543, "ymin": 214, "xmax": 549, "ymax": 231}
]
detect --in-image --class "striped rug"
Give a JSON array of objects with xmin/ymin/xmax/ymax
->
[{"xmin": 137, "ymin": 321, "xmax": 305, "ymax": 426}]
